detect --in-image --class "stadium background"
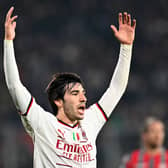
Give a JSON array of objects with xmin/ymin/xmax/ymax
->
[{"xmin": 1, "ymin": 0, "xmax": 168, "ymax": 167}]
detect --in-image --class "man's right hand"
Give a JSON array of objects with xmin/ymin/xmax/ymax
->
[{"xmin": 5, "ymin": 7, "xmax": 18, "ymax": 40}]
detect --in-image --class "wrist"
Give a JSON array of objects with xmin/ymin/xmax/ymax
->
[
  {"xmin": 5, "ymin": 33, "xmax": 14, "ymax": 40},
  {"xmin": 5, "ymin": 37, "xmax": 14, "ymax": 40}
]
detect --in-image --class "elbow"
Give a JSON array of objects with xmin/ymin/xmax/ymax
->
[
  {"xmin": 7, "ymin": 83, "xmax": 18, "ymax": 95},
  {"xmin": 7, "ymin": 81, "xmax": 22, "ymax": 94}
]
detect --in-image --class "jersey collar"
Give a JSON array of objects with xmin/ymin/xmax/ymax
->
[{"xmin": 57, "ymin": 119, "xmax": 79, "ymax": 128}]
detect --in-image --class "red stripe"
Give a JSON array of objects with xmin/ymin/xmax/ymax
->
[
  {"xmin": 76, "ymin": 133, "xmax": 80, "ymax": 141},
  {"xmin": 131, "ymin": 150, "xmax": 140, "ymax": 167},
  {"xmin": 56, "ymin": 154, "xmax": 72, "ymax": 161},
  {"xmin": 154, "ymin": 154, "xmax": 160, "ymax": 168},
  {"xmin": 22, "ymin": 97, "xmax": 33, "ymax": 116},
  {"xmin": 96, "ymin": 103, "xmax": 108, "ymax": 121},
  {"xmin": 166, "ymin": 151, "xmax": 168, "ymax": 168},
  {"xmin": 26, "ymin": 97, "xmax": 33, "ymax": 115},
  {"xmin": 56, "ymin": 163, "xmax": 72, "ymax": 167}
]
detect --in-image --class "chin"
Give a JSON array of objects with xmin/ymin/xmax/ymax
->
[{"xmin": 77, "ymin": 115, "xmax": 84, "ymax": 120}]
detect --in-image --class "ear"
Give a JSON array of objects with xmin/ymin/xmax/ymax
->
[{"xmin": 54, "ymin": 99, "xmax": 63, "ymax": 108}]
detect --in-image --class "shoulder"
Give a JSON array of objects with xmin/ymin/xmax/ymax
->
[
  {"xmin": 121, "ymin": 149, "xmax": 140, "ymax": 163},
  {"xmin": 42, "ymin": 111, "xmax": 57, "ymax": 122}
]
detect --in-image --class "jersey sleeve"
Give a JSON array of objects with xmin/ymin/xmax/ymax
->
[
  {"xmin": 3, "ymin": 40, "xmax": 46, "ymax": 138},
  {"xmin": 82, "ymin": 44, "xmax": 133, "ymax": 137},
  {"xmin": 98, "ymin": 44, "xmax": 133, "ymax": 118},
  {"xmin": 4, "ymin": 40, "xmax": 32, "ymax": 113},
  {"xmin": 20, "ymin": 97, "xmax": 51, "ymax": 139}
]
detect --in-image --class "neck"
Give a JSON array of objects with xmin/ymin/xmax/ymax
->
[
  {"xmin": 144, "ymin": 145, "xmax": 162, "ymax": 155},
  {"xmin": 56, "ymin": 110, "xmax": 78, "ymax": 126}
]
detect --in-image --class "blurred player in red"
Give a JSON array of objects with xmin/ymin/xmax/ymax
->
[
  {"xmin": 119, "ymin": 117, "xmax": 168, "ymax": 168},
  {"xmin": 4, "ymin": 6, "xmax": 136, "ymax": 168}
]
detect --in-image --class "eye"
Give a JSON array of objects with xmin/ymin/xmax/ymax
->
[
  {"xmin": 72, "ymin": 92, "xmax": 78, "ymax": 96},
  {"xmin": 71, "ymin": 91, "xmax": 78, "ymax": 95}
]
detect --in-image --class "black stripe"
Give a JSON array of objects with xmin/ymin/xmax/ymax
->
[
  {"xmin": 97, "ymin": 102, "xmax": 108, "ymax": 121},
  {"xmin": 58, "ymin": 119, "xmax": 79, "ymax": 128},
  {"xmin": 22, "ymin": 97, "xmax": 33, "ymax": 116}
]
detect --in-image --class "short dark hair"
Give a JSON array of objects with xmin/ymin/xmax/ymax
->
[{"xmin": 46, "ymin": 72, "xmax": 83, "ymax": 115}]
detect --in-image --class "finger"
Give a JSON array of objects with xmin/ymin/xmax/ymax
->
[
  {"xmin": 12, "ymin": 22, "xmax": 16, "ymax": 29},
  {"xmin": 118, "ymin": 13, "xmax": 123, "ymax": 25},
  {"xmin": 110, "ymin": 25, "xmax": 118, "ymax": 35},
  {"xmin": 123, "ymin": 12, "xmax": 127, "ymax": 24},
  {"xmin": 132, "ymin": 19, "xmax": 136, "ymax": 29},
  {"xmin": 127, "ymin": 14, "xmax": 131, "ymax": 26},
  {"xmin": 6, "ymin": 6, "xmax": 14, "ymax": 21},
  {"xmin": 11, "ymin": 15, "xmax": 18, "ymax": 22}
]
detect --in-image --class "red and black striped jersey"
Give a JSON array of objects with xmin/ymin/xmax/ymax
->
[{"xmin": 120, "ymin": 148, "xmax": 168, "ymax": 168}]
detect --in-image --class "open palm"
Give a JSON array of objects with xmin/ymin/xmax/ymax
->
[{"xmin": 111, "ymin": 12, "xmax": 136, "ymax": 45}]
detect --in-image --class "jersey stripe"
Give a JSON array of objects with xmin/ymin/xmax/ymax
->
[
  {"xmin": 22, "ymin": 97, "xmax": 33, "ymax": 116},
  {"xmin": 56, "ymin": 163, "xmax": 72, "ymax": 167},
  {"xmin": 96, "ymin": 103, "xmax": 108, "ymax": 121},
  {"xmin": 56, "ymin": 154, "xmax": 73, "ymax": 161},
  {"xmin": 58, "ymin": 119, "xmax": 79, "ymax": 128}
]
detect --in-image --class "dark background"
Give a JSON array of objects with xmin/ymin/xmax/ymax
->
[{"xmin": 1, "ymin": 0, "xmax": 168, "ymax": 167}]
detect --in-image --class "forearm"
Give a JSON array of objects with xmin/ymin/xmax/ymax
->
[
  {"xmin": 4, "ymin": 40, "xmax": 20, "ymax": 85},
  {"xmin": 98, "ymin": 44, "xmax": 133, "ymax": 117},
  {"xmin": 4, "ymin": 40, "xmax": 31, "ymax": 113}
]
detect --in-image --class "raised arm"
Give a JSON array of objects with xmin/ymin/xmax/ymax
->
[
  {"xmin": 98, "ymin": 12, "xmax": 136, "ymax": 118},
  {"xmin": 4, "ymin": 7, "xmax": 32, "ymax": 114}
]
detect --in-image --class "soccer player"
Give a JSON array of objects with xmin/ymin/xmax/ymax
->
[
  {"xmin": 4, "ymin": 6, "xmax": 136, "ymax": 168},
  {"xmin": 119, "ymin": 117, "xmax": 168, "ymax": 168}
]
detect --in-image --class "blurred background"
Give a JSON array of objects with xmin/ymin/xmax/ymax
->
[{"xmin": 1, "ymin": 0, "xmax": 168, "ymax": 167}]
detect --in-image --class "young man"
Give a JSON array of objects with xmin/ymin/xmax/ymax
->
[
  {"xmin": 119, "ymin": 117, "xmax": 168, "ymax": 168},
  {"xmin": 4, "ymin": 6, "xmax": 136, "ymax": 168}
]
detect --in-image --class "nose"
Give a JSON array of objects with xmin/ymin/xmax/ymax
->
[{"xmin": 79, "ymin": 93, "xmax": 87, "ymax": 102}]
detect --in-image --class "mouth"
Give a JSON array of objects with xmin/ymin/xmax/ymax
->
[{"xmin": 77, "ymin": 104, "xmax": 86, "ymax": 114}]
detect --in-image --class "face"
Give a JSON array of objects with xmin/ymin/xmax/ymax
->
[
  {"xmin": 62, "ymin": 83, "xmax": 87, "ymax": 122},
  {"xmin": 143, "ymin": 121, "xmax": 165, "ymax": 149}
]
